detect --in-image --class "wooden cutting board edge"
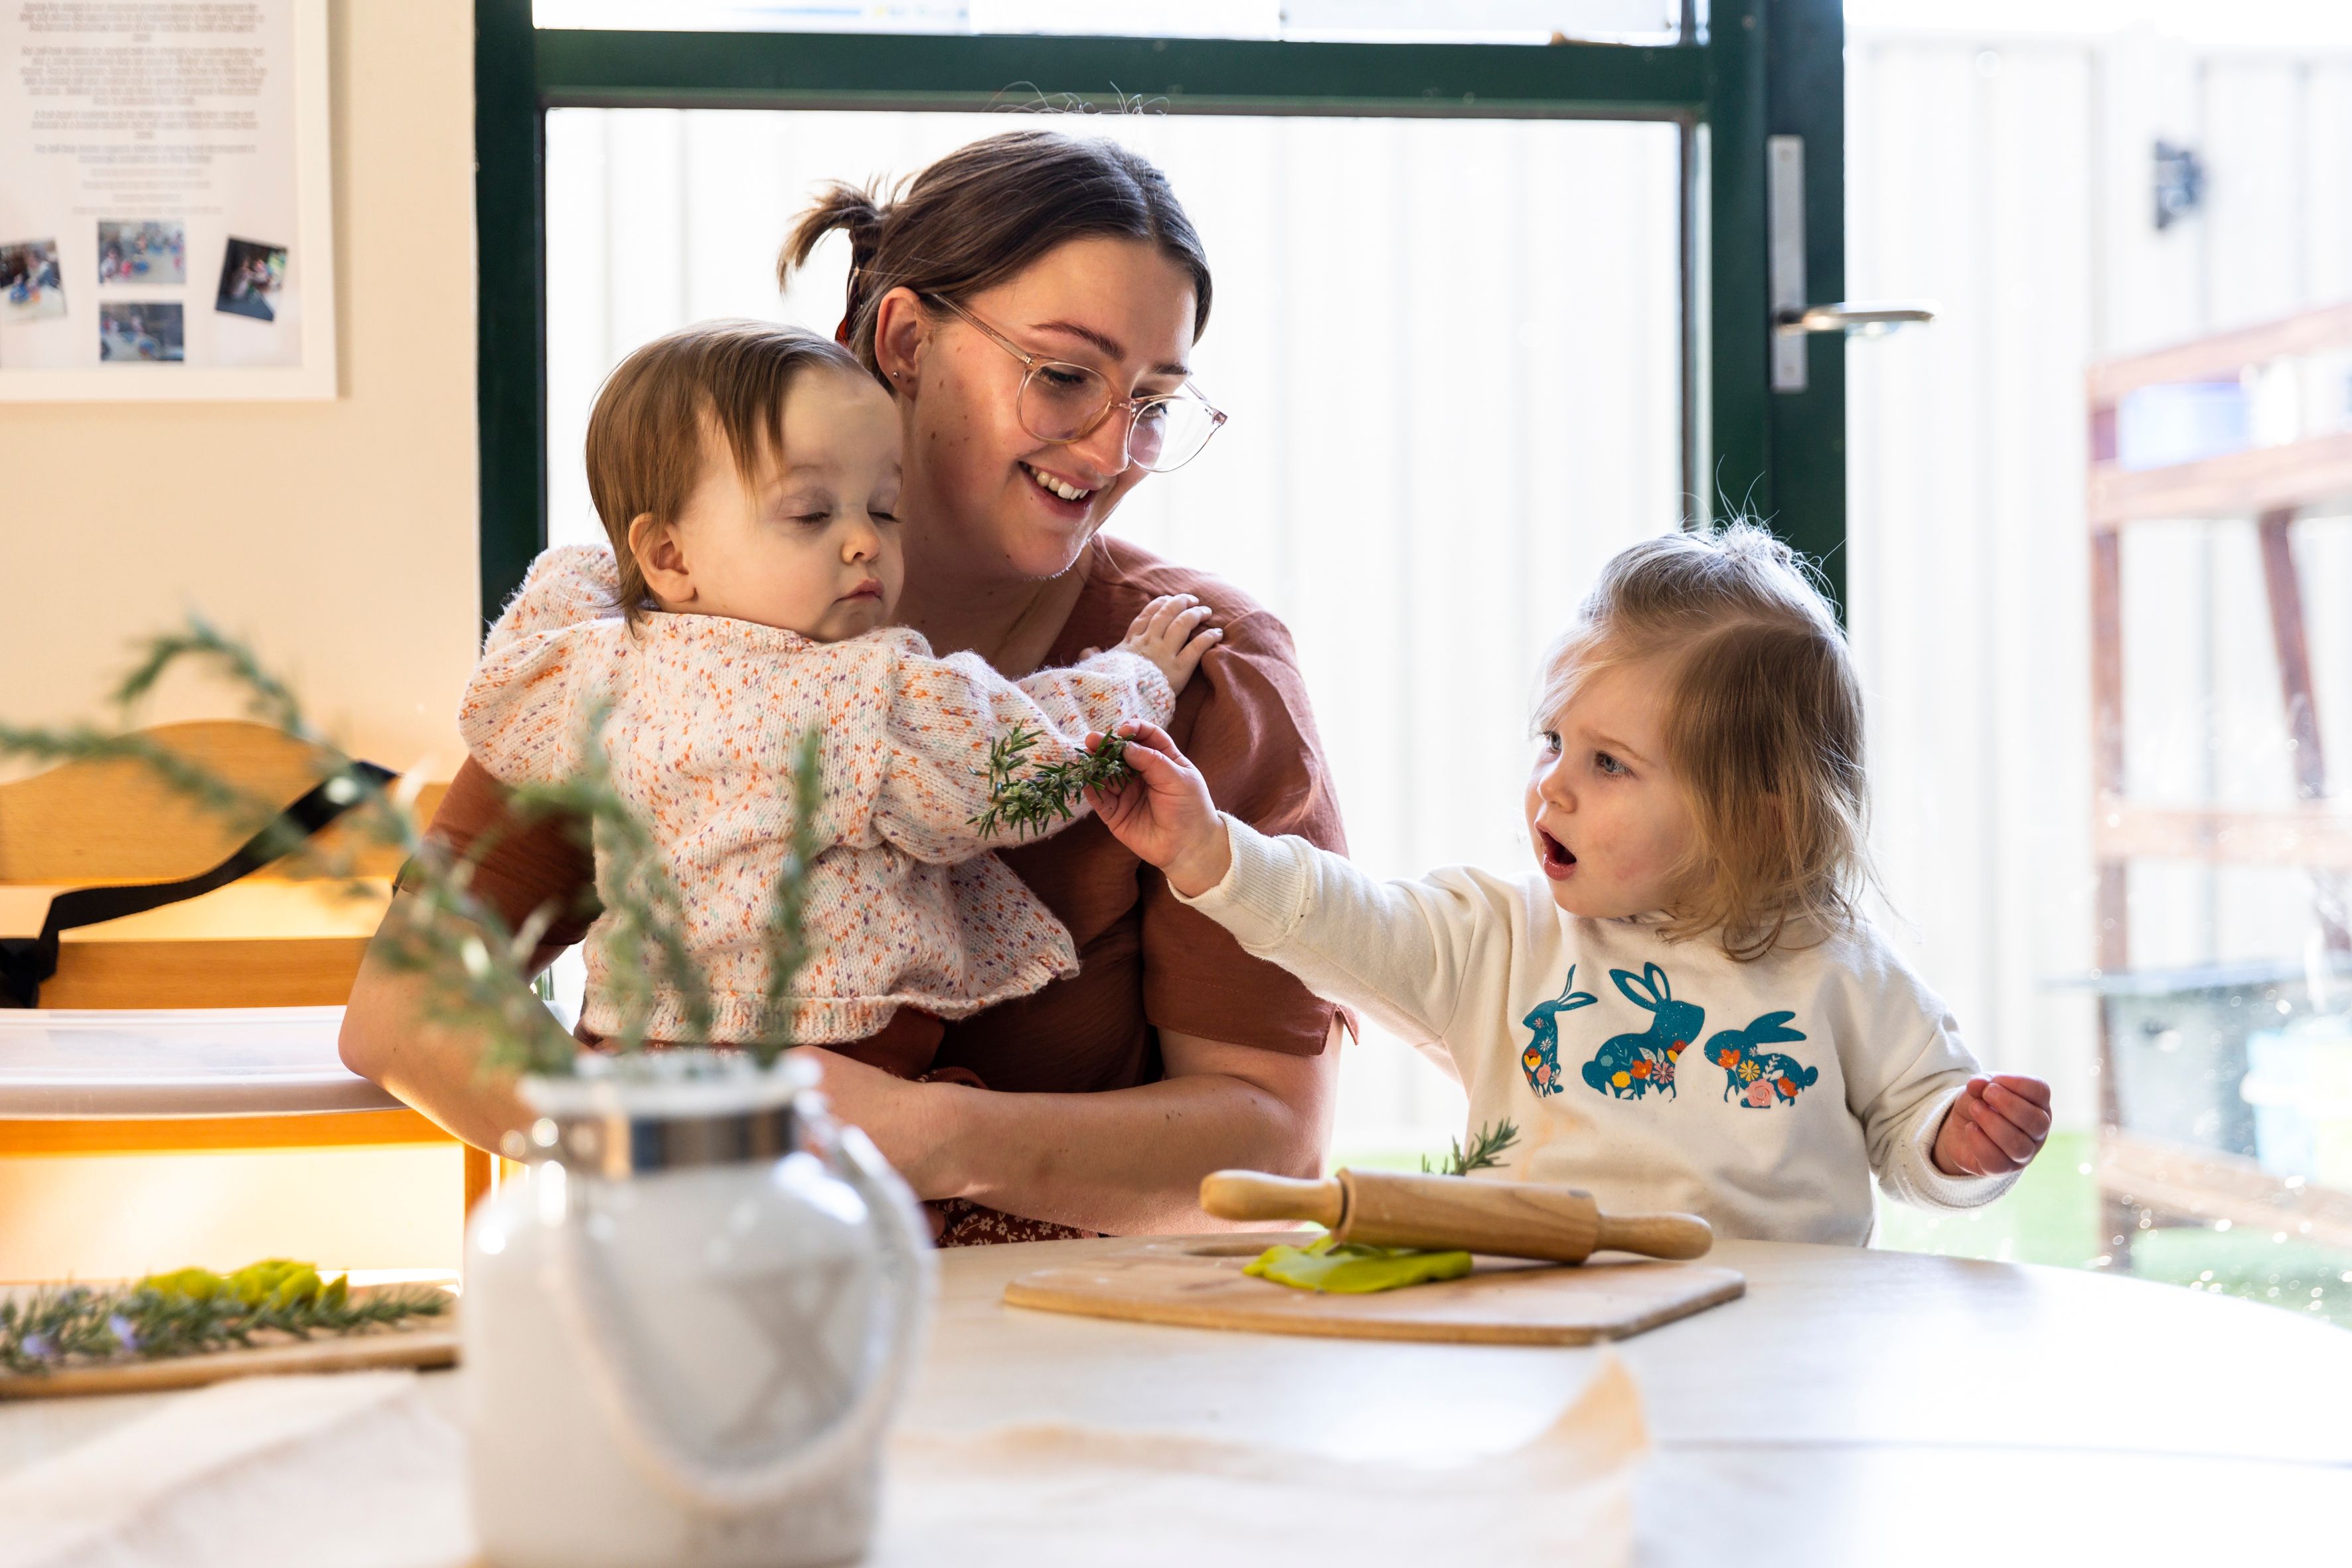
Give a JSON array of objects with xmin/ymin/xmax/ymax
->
[
  {"xmin": 1003, "ymin": 1259, "xmax": 1748, "ymax": 1346},
  {"xmin": 0, "ymin": 1296, "xmax": 458, "ymax": 1401}
]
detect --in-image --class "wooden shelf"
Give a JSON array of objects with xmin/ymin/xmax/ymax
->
[
  {"xmin": 2088, "ymin": 430, "xmax": 2352, "ymax": 529},
  {"xmin": 0, "ymin": 1107, "xmax": 451, "ymax": 1156},
  {"xmin": 2088, "ymin": 301, "xmax": 2352, "ymax": 1254},
  {"xmin": 2098, "ymin": 1131, "xmax": 2352, "ymax": 1254},
  {"xmin": 2087, "ymin": 300, "xmax": 2352, "ymax": 404},
  {"xmin": 2094, "ymin": 801, "xmax": 2352, "ymax": 869}
]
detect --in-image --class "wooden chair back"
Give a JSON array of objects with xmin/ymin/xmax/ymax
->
[{"xmin": 0, "ymin": 720, "xmax": 438, "ymax": 1008}]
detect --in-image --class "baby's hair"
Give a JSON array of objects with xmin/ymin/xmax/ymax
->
[
  {"xmin": 584, "ymin": 319, "xmax": 864, "ymax": 625},
  {"xmin": 1539, "ymin": 521, "xmax": 1871, "ymax": 961}
]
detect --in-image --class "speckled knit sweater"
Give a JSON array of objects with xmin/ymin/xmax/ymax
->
[{"xmin": 459, "ymin": 545, "xmax": 1174, "ymax": 1045}]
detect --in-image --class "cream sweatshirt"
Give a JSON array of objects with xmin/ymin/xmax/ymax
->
[
  {"xmin": 460, "ymin": 546, "xmax": 1173, "ymax": 1046},
  {"xmin": 1178, "ymin": 817, "xmax": 2017, "ymax": 1245}
]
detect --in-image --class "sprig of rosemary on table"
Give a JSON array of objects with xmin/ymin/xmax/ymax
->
[
  {"xmin": 968, "ymin": 726, "xmax": 1138, "ymax": 841},
  {"xmin": 0, "ymin": 1261, "xmax": 447, "ymax": 1377},
  {"xmin": 1422, "ymin": 1118, "xmax": 1522, "ymax": 1176}
]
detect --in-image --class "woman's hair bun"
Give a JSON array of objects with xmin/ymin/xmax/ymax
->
[{"xmin": 780, "ymin": 179, "xmax": 889, "ymax": 290}]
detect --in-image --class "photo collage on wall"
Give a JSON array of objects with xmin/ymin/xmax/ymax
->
[
  {"xmin": 3, "ymin": 220, "xmax": 291, "ymax": 364},
  {"xmin": 0, "ymin": 0, "xmax": 325, "ymax": 392},
  {"xmin": 0, "ymin": 219, "xmax": 297, "ymax": 370}
]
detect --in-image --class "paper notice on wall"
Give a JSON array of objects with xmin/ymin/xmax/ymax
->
[{"xmin": 0, "ymin": 0, "xmax": 334, "ymax": 398}]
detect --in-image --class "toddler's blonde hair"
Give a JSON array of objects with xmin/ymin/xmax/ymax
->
[{"xmin": 1539, "ymin": 521, "xmax": 1871, "ymax": 961}]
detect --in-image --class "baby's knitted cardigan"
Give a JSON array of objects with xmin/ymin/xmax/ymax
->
[{"xmin": 458, "ymin": 545, "xmax": 1174, "ymax": 1045}]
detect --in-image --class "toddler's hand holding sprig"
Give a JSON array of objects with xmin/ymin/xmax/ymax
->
[
  {"xmin": 1932, "ymin": 1074, "xmax": 2052, "ymax": 1178},
  {"xmin": 1119, "ymin": 594, "xmax": 1221, "ymax": 695},
  {"xmin": 1086, "ymin": 722, "xmax": 1232, "ymax": 898}
]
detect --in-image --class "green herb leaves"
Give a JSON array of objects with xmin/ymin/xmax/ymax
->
[
  {"xmin": 0, "ymin": 1260, "xmax": 447, "ymax": 1376},
  {"xmin": 1421, "ymin": 1119, "xmax": 1522, "ymax": 1177},
  {"xmin": 969, "ymin": 726, "xmax": 1137, "ymax": 841}
]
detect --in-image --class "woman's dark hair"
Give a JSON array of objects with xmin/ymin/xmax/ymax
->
[{"xmin": 780, "ymin": 129, "xmax": 1214, "ymax": 380}]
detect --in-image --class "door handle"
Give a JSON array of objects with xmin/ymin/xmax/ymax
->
[
  {"xmin": 1767, "ymin": 135, "xmax": 1938, "ymax": 392},
  {"xmin": 1775, "ymin": 301, "xmax": 1938, "ymax": 335}
]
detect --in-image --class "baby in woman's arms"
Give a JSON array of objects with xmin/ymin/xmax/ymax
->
[
  {"xmin": 1091, "ymin": 523, "xmax": 2050, "ymax": 1243},
  {"xmin": 459, "ymin": 319, "xmax": 1216, "ymax": 1064}
]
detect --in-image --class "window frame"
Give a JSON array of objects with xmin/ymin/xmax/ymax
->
[{"xmin": 473, "ymin": 0, "xmax": 1844, "ymax": 621}]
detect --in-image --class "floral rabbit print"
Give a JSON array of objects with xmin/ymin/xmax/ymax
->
[
  {"xmin": 1581, "ymin": 963, "xmax": 1702, "ymax": 1100},
  {"xmin": 1703, "ymin": 1012, "xmax": 1820, "ymax": 1108},
  {"xmin": 1519, "ymin": 966, "xmax": 1599, "ymax": 1097}
]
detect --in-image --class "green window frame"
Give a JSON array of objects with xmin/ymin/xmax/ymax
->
[{"xmin": 473, "ymin": 0, "xmax": 1845, "ymax": 623}]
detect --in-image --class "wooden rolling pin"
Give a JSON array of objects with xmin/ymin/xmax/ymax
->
[{"xmin": 1200, "ymin": 1168, "xmax": 1713, "ymax": 1264}]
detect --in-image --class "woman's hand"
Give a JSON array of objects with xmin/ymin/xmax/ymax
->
[
  {"xmin": 1117, "ymin": 593, "xmax": 1221, "ymax": 695},
  {"xmin": 1088, "ymin": 721, "xmax": 1232, "ymax": 898},
  {"xmin": 797, "ymin": 1047, "xmax": 962, "ymax": 1199},
  {"xmin": 1932, "ymin": 1074, "xmax": 2053, "ymax": 1178}
]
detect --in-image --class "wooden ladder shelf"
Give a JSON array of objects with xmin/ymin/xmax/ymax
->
[{"xmin": 2087, "ymin": 301, "xmax": 2352, "ymax": 1259}]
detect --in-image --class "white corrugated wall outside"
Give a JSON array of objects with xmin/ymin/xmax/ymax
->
[{"xmin": 1847, "ymin": 25, "xmax": 2352, "ymax": 1131}]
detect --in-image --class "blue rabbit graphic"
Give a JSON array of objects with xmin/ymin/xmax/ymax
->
[
  {"xmin": 1703, "ymin": 1011, "xmax": 1820, "ymax": 1107},
  {"xmin": 1581, "ymin": 963, "xmax": 1704, "ymax": 1100},
  {"xmin": 1519, "ymin": 965, "xmax": 1600, "ymax": 1097}
]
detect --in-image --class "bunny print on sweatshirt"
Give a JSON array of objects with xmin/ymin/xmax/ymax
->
[
  {"xmin": 1575, "ymin": 965, "xmax": 1822, "ymax": 1111},
  {"xmin": 1520, "ymin": 966, "xmax": 1599, "ymax": 1097},
  {"xmin": 1580, "ymin": 962, "xmax": 1703, "ymax": 1101}
]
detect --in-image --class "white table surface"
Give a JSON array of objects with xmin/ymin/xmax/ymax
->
[
  {"xmin": 0, "ymin": 1007, "xmax": 400, "ymax": 1118},
  {"xmin": 4, "ymin": 1236, "xmax": 2347, "ymax": 1563}
]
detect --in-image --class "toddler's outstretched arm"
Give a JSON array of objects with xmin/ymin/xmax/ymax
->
[{"xmin": 1093, "ymin": 722, "xmax": 1498, "ymax": 1054}]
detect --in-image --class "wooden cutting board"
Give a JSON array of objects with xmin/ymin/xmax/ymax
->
[
  {"xmin": 1004, "ymin": 1239, "xmax": 1744, "ymax": 1345},
  {"xmin": 0, "ymin": 1292, "xmax": 457, "ymax": 1401}
]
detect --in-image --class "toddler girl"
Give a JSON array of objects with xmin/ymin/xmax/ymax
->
[
  {"xmin": 460, "ymin": 319, "xmax": 1216, "ymax": 1054},
  {"xmin": 1092, "ymin": 524, "xmax": 2050, "ymax": 1245}
]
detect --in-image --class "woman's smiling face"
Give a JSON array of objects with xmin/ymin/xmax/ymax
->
[
  {"xmin": 888, "ymin": 235, "xmax": 1199, "ymax": 580},
  {"xmin": 1524, "ymin": 654, "xmax": 1699, "ymax": 921}
]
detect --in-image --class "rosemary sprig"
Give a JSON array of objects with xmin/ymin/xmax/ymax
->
[
  {"xmin": 1422, "ymin": 1119, "xmax": 1522, "ymax": 1177},
  {"xmin": 969, "ymin": 726, "xmax": 1138, "ymax": 841},
  {"xmin": 0, "ymin": 1261, "xmax": 446, "ymax": 1376}
]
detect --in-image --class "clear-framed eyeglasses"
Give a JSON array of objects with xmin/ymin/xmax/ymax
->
[{"xmin": 925, "ymin": 293, "xmax": 1228, "ymax": 474}]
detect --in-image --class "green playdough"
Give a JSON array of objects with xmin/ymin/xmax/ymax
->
[{"xmin": 1243, "ymin": 1235, "xmax": 1475, "ymax": 1294}]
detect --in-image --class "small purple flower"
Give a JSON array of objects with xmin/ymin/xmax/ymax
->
[
  {"xmin": 21, "ymin": 1332, "xmax": 53, "ymax": 1362},
  {"xmin": 108, "ymin": 1314, "xmax": 140, "ymax": 1352}
]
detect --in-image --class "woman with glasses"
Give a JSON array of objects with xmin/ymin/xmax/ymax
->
[{"xmin": 341, "ymin": 129, "xmax": 1348, "ymax": 1245}]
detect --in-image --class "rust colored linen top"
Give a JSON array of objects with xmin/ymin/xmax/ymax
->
[{"xmin": 409, "ymin": 534, "xmax": 1348, "ymax": 1088}]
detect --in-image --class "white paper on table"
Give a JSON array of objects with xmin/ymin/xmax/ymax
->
[
  {"xmin": 0, "ymin": 1372, "xmax": 470, "ymax": 1568},
  {"xmin": 870, "ymin": 1349, "xmax": 1649, "ymax": 1565},
  {"xmin": 0, "ymin": 1350, "xmax": 1644, "ymax": 1568}
]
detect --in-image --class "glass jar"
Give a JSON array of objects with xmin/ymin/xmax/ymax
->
[{"xmin": 464, "ymin": 1052, "xmax": 931, "ymax": 1567}]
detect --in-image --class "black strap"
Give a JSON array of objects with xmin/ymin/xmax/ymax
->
[{"xmin": 0, "ymin": 761, "xmax": 395, "ymax": 1008}]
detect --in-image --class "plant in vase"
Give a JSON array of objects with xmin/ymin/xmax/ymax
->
[{"xmin": 1, "ymin": 622, "xmax": 933, "ymax": 1568}]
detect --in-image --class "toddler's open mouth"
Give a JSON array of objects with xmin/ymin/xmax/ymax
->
[{"xmin": 1537, "ymin": 828, "xmax": 1577, "ymax": 881}]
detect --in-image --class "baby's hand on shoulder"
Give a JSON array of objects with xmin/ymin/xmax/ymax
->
[
  {"xmin": 1932, "ymin": 1074, "xmax": 2052, "ymax": 1178},
  {"xmin": 1117, "ymin": 594, "xmax": 1221, "ymax": 694}
]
